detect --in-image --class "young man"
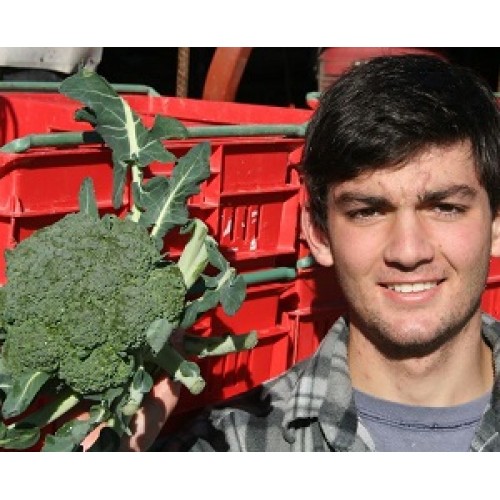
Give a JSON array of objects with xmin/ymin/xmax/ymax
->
[{"xmin": 117, "ymin": 54, "xmax": 500, "ymax": 452}]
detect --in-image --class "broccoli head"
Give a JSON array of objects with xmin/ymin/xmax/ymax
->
[{"xmin": 1, "ymin": 211, "xmax": 186, "ymax": 395}]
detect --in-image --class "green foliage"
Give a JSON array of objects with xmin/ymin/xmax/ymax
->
[
  {"xmin": 59, "ymin": 69, "xmax": 189, "ymax": 210},
  {"xmin": 0, "ymin": 69, "xmax": 254, "ymax": 452}
]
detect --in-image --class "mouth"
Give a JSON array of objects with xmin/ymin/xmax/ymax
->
[{"xmin": 383, "ymin": 280, "xmax": 443, "ymax": 293}]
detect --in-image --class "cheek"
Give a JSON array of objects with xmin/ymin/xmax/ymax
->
[
  {"xmin": 330, "ymin": 226, "xmax": 381, "ymax": 282},
  {"xmin": 436, "ymin": 221, "xmax": 492, "ymax": 266}
]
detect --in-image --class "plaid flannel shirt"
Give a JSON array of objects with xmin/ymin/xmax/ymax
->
[{"xmin": 156, "ymin": 313, "xmax": 500, "ymax": 452}]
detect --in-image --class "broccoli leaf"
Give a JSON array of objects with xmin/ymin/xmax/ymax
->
[
  {"xmin": 84, "ymin": 386, "xmax": 127, "ymax": 407},
  {"xmin": 42, "ymin": 419, "xmax": 92, "ymax": 452},
  {"xmin": 74, "ymin": 106, "xmax": 98, "ymax": 126},
  {"xmin": 181, "ymin": 274, "xmax": 246, "ymax": 329},
  {"xmin": 139, "ymin": 142, "xmax": 211, "ymax": 239},
  {"xmin": 176, "ymin": 218, "xmax": 210, "ymax": 290},
  {"xmin": 145, "ymin": 318, "xmax": 177, "ymax": 355},
  {"xmin": 181, "ymin": 290, "xmax": 220, "ymax": 329},
  {"xmin": 112, "ymin": 158, "xmax": 129, "ymax": 209},
  {"xmin": 1, "ymin": 371, "xmax": 51, "ymax": 419},
  {"xmin": 0, "ymin": 70, "xmax": 254, "ymax": 451},
  {"xmin": 204, "ymin": 237, "xmax": 247, "ymax": 315},
  {"xmin": 0, "ymin": 421, "xmax": 40, "ymax": 450},
  {"xmin": 41, "ymin": 403, "xmax": 110, "ymax": 452},
  {"xmin": 0, "ymin": 373, "xmax": 11, "ymax": 394},
  {"xmin": 180, "ymin": 233, "xmax": 246, "ymax": 328},
  {"xmin": 119, "ymin": 366, "xmax": 153, "ymax": 418},
  {"xmin": 183, "ymin": 331, "xmax": 258, "ymax": 358},
  {"xmin": 219, "ymin": 274, "xmax": 247, "ymax": 316},
  {"xmin": 176, "ymin": 359, "xmax": 205, "ymax": 395},
  {"xmin": 59, "ymin": 69, "xmax": 188, "ymax": 208}
]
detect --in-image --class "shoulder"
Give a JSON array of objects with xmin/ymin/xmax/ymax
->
[{"xmin": 481, "ymin": 312, "xmax": 500, "ymax": 345}]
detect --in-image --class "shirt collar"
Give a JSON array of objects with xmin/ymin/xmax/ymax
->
[{"xmin": 282, "ymin": 316, "xmax": 371, "ymax": 450}]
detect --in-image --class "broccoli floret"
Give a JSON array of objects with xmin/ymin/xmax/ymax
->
[
  {"xmin": 2, "ymin": 320, "xmax": 62, "ymax": 376},
  {"xmin": 59, "ymin": 346, "xmax": 134, "ymax": 395},
  {"xmin": 145, "ymin": 265, "xmax": 187, "ymax": 324},
  {"xmin": 1, "ymin": 212, "xmax": 185, "ymax": 396}
]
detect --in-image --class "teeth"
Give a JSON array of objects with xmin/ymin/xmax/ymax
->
[{"xmin": 387, "ymin": 282, "xmax": 438, "ymax": 293}]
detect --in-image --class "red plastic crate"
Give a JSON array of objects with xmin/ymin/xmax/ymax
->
[
  {"xmin": 0, "ymin": 91, "xmax": 310, "ymax": 282},
  {"xmin": 481, "ymin": 257, "xmax": 500, "ymax": 319},
  {"xmin": 0, "ymin": 93, "xmax": 88, "ymax": 143},
  {"xmin": 0, "ymin": 91, "xmax": 311, "ymax": 144},
  {"xmin": 0, "ymin": 139, "xmax": 304, "ymax": 282},
  {"xmin": 149, "ymin": 138, "xmax": 304, "ymax": 269}
]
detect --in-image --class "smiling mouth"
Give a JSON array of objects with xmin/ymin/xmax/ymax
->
[{"xmin": 385, "ymin": 281, "xmax": 441, "ymax": 293}]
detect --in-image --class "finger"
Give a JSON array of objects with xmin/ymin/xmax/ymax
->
[{"xmin": 119, "ymin": 375, "xmax": 181, "ymax": 451}]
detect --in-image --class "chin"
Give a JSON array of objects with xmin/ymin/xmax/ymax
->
[
  {"xmin": 371, "ymin": 329, "xmax": 456, "ymax": 359},
  {"xmin": 353, "ymin": 311, "xmax": 478, "ymax": 360}
]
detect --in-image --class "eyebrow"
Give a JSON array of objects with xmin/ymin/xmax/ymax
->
[
  {"xmin": 333, "ymin": 184, "xmax": 478, "ymax": 208},
  {"xmin": 333, "ymin": 193, "xmax": 389, "ymax": 208},
  {"xmin": 417, "ymin": 184, "xmax": 477, "ymax": 204}
]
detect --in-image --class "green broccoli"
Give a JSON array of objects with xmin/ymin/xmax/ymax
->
[
  {"xmin": 0, "ymin": 69, "xmax": 252, "ymax": 452},
  {"xmin": 0, "ymin": 204, "xmax": 238, "ymax": 451},
  {"xmin": 2, "ymin": 212, "xmax": 187, "ymax": 395}
]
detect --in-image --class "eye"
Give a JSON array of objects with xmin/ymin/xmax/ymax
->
[
  {"xmin": 346, "ymin": 207, "xmax": 381, "ymax": 220},
  {"xmin": 432, "ymin": 203, "xmax": 467, "ymax": 217}
]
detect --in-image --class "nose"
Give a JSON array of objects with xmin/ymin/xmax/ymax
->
[{"xmin": 383, "ymin": 211, "xmax": 435, "ymax": 269}]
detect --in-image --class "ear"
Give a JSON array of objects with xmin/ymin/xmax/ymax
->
[
  {"xmin": 300, "ymin": 204, "xmax": 334, "ymax": 267},
  {"xmin": 491, "ymin": 210, "xmax": 500, "ymax": 257}
]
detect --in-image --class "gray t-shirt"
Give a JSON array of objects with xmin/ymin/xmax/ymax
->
[{"xmin": 353, "ymin": 389, "xmax": 491, "ymax": 452}]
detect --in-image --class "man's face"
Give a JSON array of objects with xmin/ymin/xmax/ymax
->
[{"xmin": 303, "ymin": 141, "xmax": 500, "ymax": 354}]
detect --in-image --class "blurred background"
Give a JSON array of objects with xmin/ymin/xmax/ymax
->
[
  {"xmin": 0, "ymin": 47, "xmax": 497, "ymax": 108},
  {"xmin": 96, "ymin": 47, "xmax": 500, "ymax": 107}
]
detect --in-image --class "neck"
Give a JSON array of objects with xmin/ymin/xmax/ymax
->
[{"xmin": 348, "ymin": 315, "xmax": 494, "ymax": 407}]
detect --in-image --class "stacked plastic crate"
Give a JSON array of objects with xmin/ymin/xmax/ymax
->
[
  {"xmin": 0, "ymin": 87, "xmax": 316, "ymax": 416},
  {"xmin": 0, "ymin": 88, "xmax": 498, "ymax": 421}
]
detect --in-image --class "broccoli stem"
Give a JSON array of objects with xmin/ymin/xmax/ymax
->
[
  {"xmin": 150, "ymin": 343, "xmax": 206, "ymax": 395},
  {"xmin": 11, "ymin": 390, "xmax": 81, "ymax": 430},
  {"xmin": 120, "ymin": 365, "xmax": 153, "ymax": 418},
  {"xmin": 183, "ymin": 331, "xmax": 258, "ymax": 358},
  {"xmin": 128, "ymin": 164, "xmax": 144, "ymax": 222},
  {"xmin": 176, "ymin": 219, "xmax": 210, "ymax": 290}
]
